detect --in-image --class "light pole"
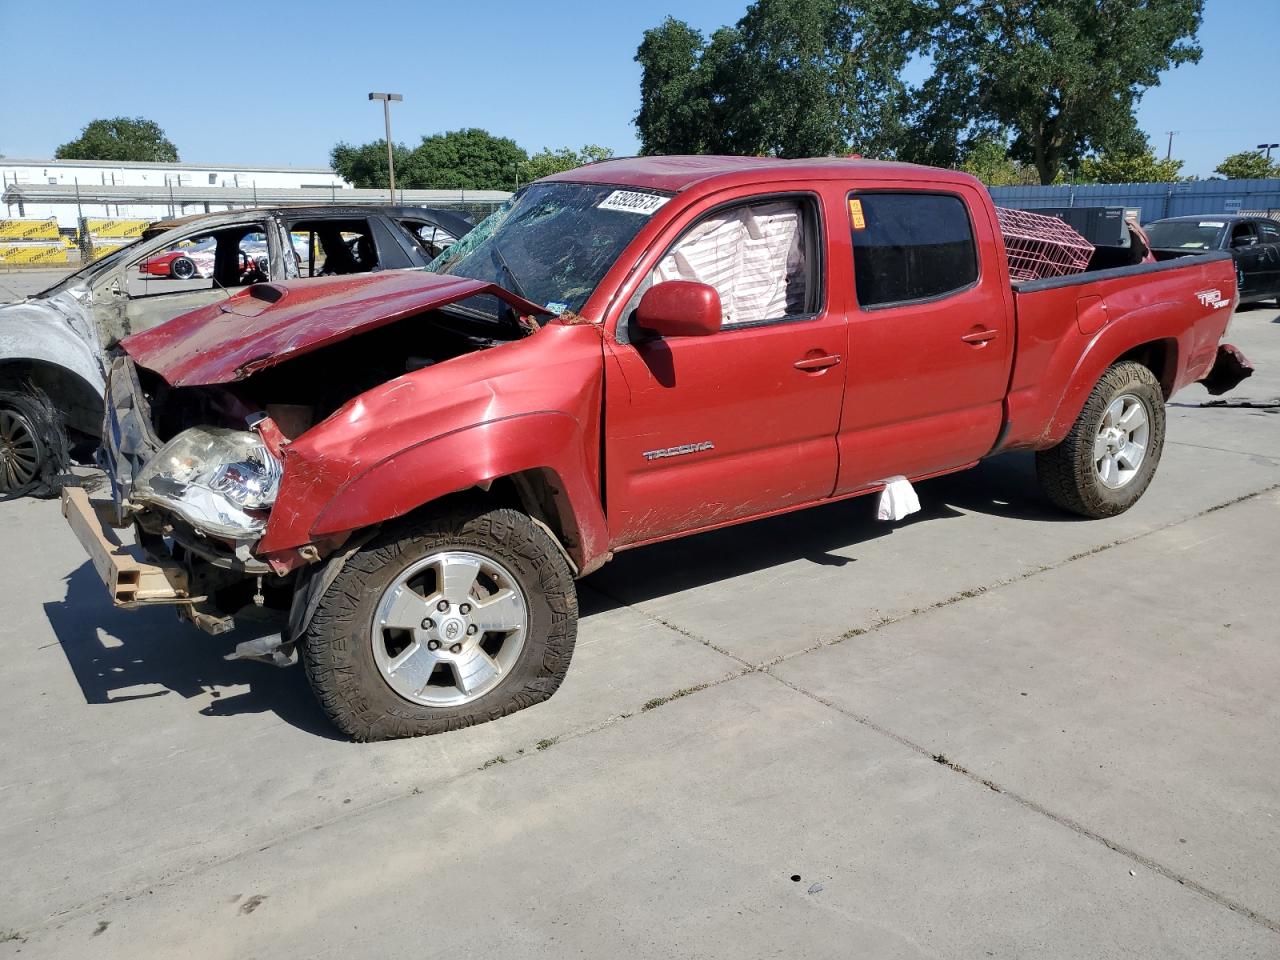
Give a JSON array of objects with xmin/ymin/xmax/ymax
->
[
  {"xmin": 1164, "ymin": 130, "xmax": 1179, "ymax": 160},
  {"xmin": 1257, "ymin": 142, "xmax": 1279, "ymax": 161},
  {"xmin": 368, "ymin": 92, "xmax": 403, "ymax": 202}
]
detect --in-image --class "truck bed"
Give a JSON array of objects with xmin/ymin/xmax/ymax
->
[{"xmin": 998, "ymin": 251, "xmax": 1237, "ymax": 452}]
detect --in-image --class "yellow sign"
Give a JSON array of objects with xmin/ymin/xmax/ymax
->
[
  {"xmin": 83, "ymin": 218, "xmax": 148, "ymax": 239},
  {"xmin": 88, "ymin": 242, "xmax": 129, "ymax": 260},
  {"xmin": 0, "ymin": 218, "xmax": 60, "ymax": 241},
  {"xmin": 848, "ymin": 198, "xmax": 866, "ymax": 231},
  {"xmin": 0, "ymin": 243, "xmax": 69, "ymax": 265}
]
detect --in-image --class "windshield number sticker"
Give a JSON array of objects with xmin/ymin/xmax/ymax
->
[
  {"xmin": 597, "ymin": 191, "xmax": 669, "ymax": 215},
  {"xmin": 1199, "ymin": 221, "xmax": 1225, "ymax": 228}
]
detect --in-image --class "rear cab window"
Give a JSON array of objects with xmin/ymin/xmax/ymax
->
[{"xmin": 847, "ymin": 192, "xmax": 978, "ymax": 308}]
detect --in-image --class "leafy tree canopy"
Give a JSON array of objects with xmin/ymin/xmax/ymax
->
[
  {"xmin": 1213, "ymin": 150, "xmax": 1280, "ymax": 180},
  {"xmin": 924, "ymin": 1, "xmax": 1202, "ymax": 183},
  {"xmin": 959, "ymin": 137, "xmax": 1041, "ymax": 186},
  {"xmin": 636, "ymin": 0, "xmax": 1205, "ymax": 184},
  {"xmin": 332, "ymin": 131, "xmax": 614, "ymax": 191},
  {"xmin": 635, "ymin": 1, "xmax": 922, "ymax": 159},
  {"xmin": 55, "ymin": 117, "xmax": 179, "ymax": 162},
  {"xmin": 408, "ymin": 128, "xmax": 527, "ymax": 190},
  {"xmin": 1079, "ymin": 143, "xmax": 1188, "ymax": 184},
  {"xmin": 522, "ymin": 144, "xmax": 615, "ymax": 183},
  {"xmin": 330, "ymin": 140, "xmax": 413, "ymax": 189}
]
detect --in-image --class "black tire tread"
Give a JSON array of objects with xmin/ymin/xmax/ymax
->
[
  {"xmin": 0, "ymin": 384, "xmax": 69, "ymax": 500},
  {"xmin": 1035, "ymin": 361, "xmax": 1165, "ymax": 519},
  {"xmin": 301, "ymin": 504, "xmax": 577, "ymax": 742}
]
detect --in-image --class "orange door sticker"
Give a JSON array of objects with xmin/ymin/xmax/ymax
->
[{"xmin": 848, "ymin": 198, "xmax": 866, "ymax": 230}]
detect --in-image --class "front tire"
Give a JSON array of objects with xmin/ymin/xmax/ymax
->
[
  {"xmin": 301, "ymin": 504, "xmax": 578, "ymax": 741},
  {"xmin": 0, "ymin": 386, "xmax": 68, "ymax": 499},
  {"xmin": 1036, "ymin": 361, "xmax": 1166, "ymax": 518}
]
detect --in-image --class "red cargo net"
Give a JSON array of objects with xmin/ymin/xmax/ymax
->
[{"xmin": 995, "ymin": 206, "xmax": 1094, "ymax": 282}]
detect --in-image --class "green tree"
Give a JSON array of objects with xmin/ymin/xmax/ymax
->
[
  {"xmin": 634, "ymin": 0, "xmax": 921, "ymax": 159},
  {"xmin": 1214, "ymin": 150, "xmax": 1280, "ymax": 180},
  {"xmin": 959, "ymin": 138, "xmax": 1040, "ymax": 186},
  {"xmin": 55, "ymin": 117, "xmax": 178, "ymax": 162},
  {"xmin": 635, "ymin": 17, "xmax": 713, "ymax": 154},
  {"xmin": 521, "ymin": 144, "xmax": 616, "ymax": 183},
  {"xmin": 330, "ymin": 140, "xmax": 413, "ymax": 188},
  {"xmin": 915, "ymin": 0, "xmax": 1204, "ymax": 184},
  {"xmin": 406, "ymin": 128, "xmax": 528, "ymax": 190},
  {"xmin": 1079, "ymin": 143, "xmax": 1187, "ymax": 184}
]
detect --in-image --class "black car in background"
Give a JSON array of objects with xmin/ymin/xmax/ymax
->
[{"xmin": 1145, "ymin": 215, "xmax": 1280, "ymax": 305}]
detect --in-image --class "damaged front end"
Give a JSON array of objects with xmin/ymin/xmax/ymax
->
[
  {"xmin": 69, "ymin": 271, "xmax": 554, "ymax": 667},
  {"xmin": 68, "ymin": 355, "xmax": 295, "ymax": 662}
]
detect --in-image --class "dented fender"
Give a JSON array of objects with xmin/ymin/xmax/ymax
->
[
  {"xmin": 312, "ymin": 412, "xmax": 608, "ymax": 567},
  {"xmin": 0, "ymin": 294, "xmax": 107, "ymax": 397},
  {"xmin": 254, "ymin": 321, "xmax": 608, "ymax": 572}
]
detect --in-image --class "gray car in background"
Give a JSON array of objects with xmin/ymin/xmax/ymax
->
[{"xmin": 0, "ymin": 204, "xmax": 473, "ymax": 496}]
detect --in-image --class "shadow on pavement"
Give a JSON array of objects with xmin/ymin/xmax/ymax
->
[
  {"xmin": 583, "ymin": 451, "xmax": 1073, "ymax": 613},
  {"xmin": 43, "ymin": 452, "xmax": 1062, "ymax": 726},
  {"xmin": 43, "ymin": 562, "xmax": 342, "ymax": 739}
]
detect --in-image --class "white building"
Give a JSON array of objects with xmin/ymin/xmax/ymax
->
[{"xmin": 1, "ymin": 157, "xmax": 352, "ymax": 228}]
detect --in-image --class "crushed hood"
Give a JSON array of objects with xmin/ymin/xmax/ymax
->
[{"xmin": 121, "ymin": 270, "xmax": 549, "ymax": 387}]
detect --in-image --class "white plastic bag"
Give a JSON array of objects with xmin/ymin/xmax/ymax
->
[{"xmin": 876, "ymin": 475, "xmax": 921, "ymax": 521}]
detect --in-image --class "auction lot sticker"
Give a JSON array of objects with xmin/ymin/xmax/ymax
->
[{"xmin": 598, "ymin": 190, "xmax": 669, "ymax": 215}]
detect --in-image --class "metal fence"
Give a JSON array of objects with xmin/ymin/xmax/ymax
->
[{"xmin": 988, "ymin": 178, "xmax": 1280, "ymax": 224}]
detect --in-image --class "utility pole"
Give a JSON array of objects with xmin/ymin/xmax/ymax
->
[
  {"xmin": 1164, "ymin": 131, "xmax": 1179, "ymax": 160},
  {"xmin": 368, "ymin": 92, "xmax": 403, "ymax": 202},
  {"xmin": 1257, "ymin": 142, "xmax": 1279, "ymax": 161}
]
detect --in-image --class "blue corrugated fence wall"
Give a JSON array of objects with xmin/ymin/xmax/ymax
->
[{"xmin": 987, "ymin": 179, "xmax": 1280, "ymax": 224}]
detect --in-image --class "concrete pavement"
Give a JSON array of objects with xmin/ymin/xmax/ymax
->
[{"xmin": 1, "ymin": 304, "xmax": 1277, "ymax": 957}]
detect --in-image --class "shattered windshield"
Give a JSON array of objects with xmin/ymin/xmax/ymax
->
[
  {"xmin": 1145, "ymin": 220, "xmax": 1227, "ymax": 251},
  {"xmin": 427, "ymin": 182, "xmax": 671, "ymax": 317}
]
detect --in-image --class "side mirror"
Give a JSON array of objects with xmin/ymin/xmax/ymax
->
[
  {"xmin": 634, "ymin": 281, "xmax": 722, "ymax": 339},
  {"xmin": 1231, "ymin": 235, "xmax": 1258, "ymax": 248}
]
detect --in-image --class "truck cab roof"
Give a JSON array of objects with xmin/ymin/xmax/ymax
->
[{"xmin": 543, "ymin": 154, "xmax": 980, "ymax": 194}]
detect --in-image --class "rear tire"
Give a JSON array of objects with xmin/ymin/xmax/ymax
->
[
  {"xmin": 0, "ymin": 386, "xmax": 68, "ymax": 500},
  {"xmin": 301, "ymin": 504, "xmax": 577, "ymax": 741},
  {"xmin": 170, "ymin": 256, "xmax": 196, "ymax": 279},
  {"xmin": 1035, "ymin": 361, "xmax": 1165, "ymax": 518}
]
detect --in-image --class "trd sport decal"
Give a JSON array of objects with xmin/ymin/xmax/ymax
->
[{"xmin": 642, "ymin": 441, "xmax": 715, "ymax": 462}]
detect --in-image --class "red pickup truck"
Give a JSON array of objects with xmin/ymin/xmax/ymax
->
[{"xmin": 64, "ymin": 156, "xmax": 1248, "ymax": 740}]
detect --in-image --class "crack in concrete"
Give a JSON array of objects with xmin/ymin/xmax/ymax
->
[
  {"xmin": 24, "ymin": 483, "xmax": 1280, "ymax": 941},
  {"xmin": 767, "ymin": 670, "xmax": 1280, "ymax": 936},
  {"xmin": 1167, "ymin": 439, "xmax": 1280, "ymax": 461}
]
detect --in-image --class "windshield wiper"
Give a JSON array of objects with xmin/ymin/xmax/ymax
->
[{"xmin": 490, "ymin": 243, "xmax": 529, "ymax": 302}]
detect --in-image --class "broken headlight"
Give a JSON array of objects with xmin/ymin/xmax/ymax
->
[{"xmin": 132, "ymin": 427, "xmax": 283, "ymax": 539}]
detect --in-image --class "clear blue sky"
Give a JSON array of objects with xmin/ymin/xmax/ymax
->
[{"xmin": 0, "ymin": 0, "xmax": 1275, "ymax": 179}]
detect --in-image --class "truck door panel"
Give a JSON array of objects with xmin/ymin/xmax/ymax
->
[
  {"xmin": 604, "ymin": 193, "xmax": 846, "ymax": 546},
  {"xmin": 835, "ymin": 187, "xmax": 1012, "ymax": 492}
]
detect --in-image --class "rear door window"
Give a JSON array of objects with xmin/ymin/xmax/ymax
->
[
  {"xmin": 287, "ymin": 218, "xmax": 378, "ymax": 277},
  {"xmin": 847, "ymin": 192, "xmax": 978, "ymax": 308},
  {"xmin": 1256, "ymin": 221, "xmax": 1279, "ymax": 243}
]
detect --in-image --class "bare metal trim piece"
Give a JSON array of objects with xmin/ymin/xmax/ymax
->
[{"xmin": 642, "ymin": 441, "xmax": 715, "ymax": 462}]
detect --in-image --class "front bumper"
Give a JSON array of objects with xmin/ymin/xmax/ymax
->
[
  {"xmin": 61, "ymin": 485, "xmax": 192, "ymax": 606},
  {"xmin": 1196, "ymin": 343, "xmax": 1254, "ymax": 397}
]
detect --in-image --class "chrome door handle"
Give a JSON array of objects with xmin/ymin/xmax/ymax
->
[{"xmin": 794, "ymin": 354, "xmax": 842, "ymax": 371}]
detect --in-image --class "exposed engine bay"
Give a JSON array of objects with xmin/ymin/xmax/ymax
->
[{"xmin": 140, "ymin": 305, "xmax": 529, "ymax": 444}]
